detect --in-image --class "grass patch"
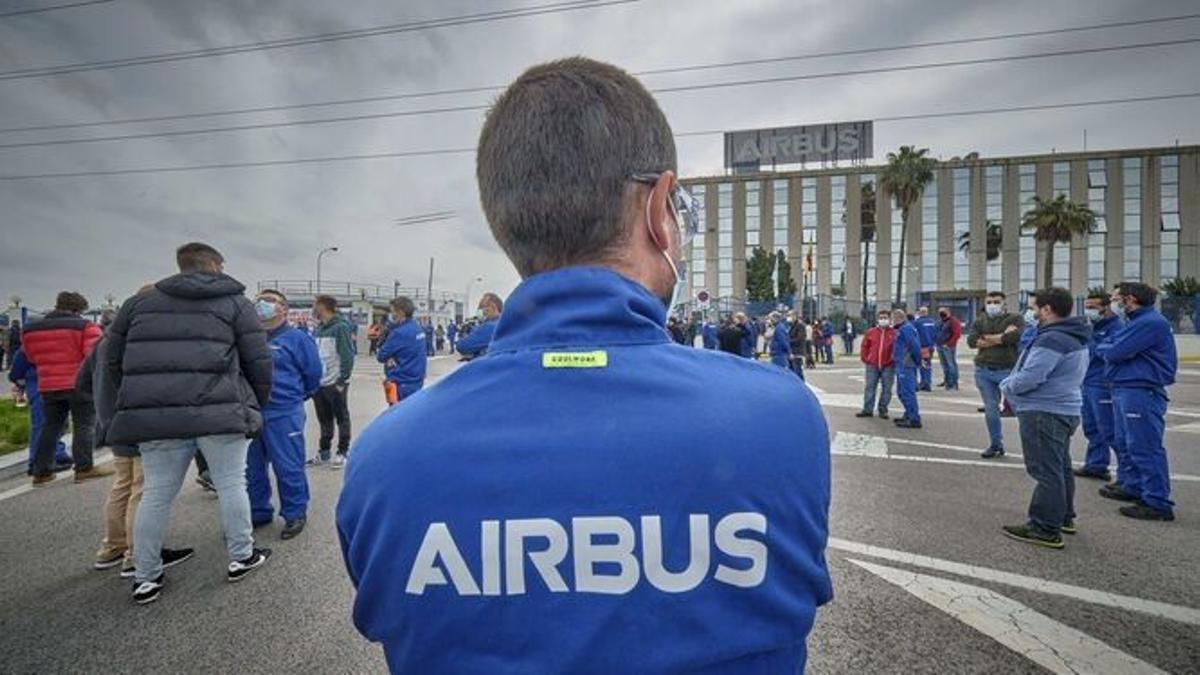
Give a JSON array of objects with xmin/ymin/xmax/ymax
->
[{"xmin": 0, "ymin": 399, "xmax": 31, "ymax": 455}]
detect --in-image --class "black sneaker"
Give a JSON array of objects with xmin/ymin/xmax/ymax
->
[
  {"xmin": 894, "ymin": 418, "xmax": 922, "ymax": 429},
  {"xmin": 228, "ymin": 548, "xmax": 272, "ymax": 582},
  {"xmin": 854, "ymin": 410, "xmax": 874, "ymax": 418},
  {"xmin": 281, "ymin": 517, "xmax": 307, "ymax": 540},
  {"xmin": 132, "ymin": 574, "xmax": 165, "ymax": 605},
  {"xmin": 1119, "ymin": 504, "xmax": 1175, "ymax": 521},
  {"xmin": 877, "ymin": 411, "xmax": 889, "ymax": 419},
  {"xmin": 977, "ymin": 406, "xmax": 986, "ymax": 413},
  {"xmin": 1098, "ymin": 483, "xmax": 1138, "ymax": 502},
  {"xmin": 1073, "ymin": 467, "xmax": 1112, "ymax": 481},
  {"xmin": 161, "ymin": 547, "xmax": 195, "ymax": 570},
  {"xmin": 93, "ymin": 553, "xmax": 124, "ymax": 571},
  {"xmin": 119, "ymin": 561, "xmax": 135, "ymax": 579},
  {"xmin": 1061, "ymin": 520, "xmax": 1077, "ymax": 535},
  {"xmin": 195, "ymin": 474, "xmax": 216, "ymax": 492},
  {"xmin": 1002, "ymin": 524, "xmax": 1063, "ymax": 549},
  {"xmin": 52, "ymin": 461, "xmax": 74, "ymax": 473},
  {"xmin": 980, "ymin": 447, "xmax": 1005, "ymax": 459}
]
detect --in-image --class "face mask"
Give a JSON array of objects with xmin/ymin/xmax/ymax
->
[
  {"xmin": 645, "ymin": 191, "xmax": 688, "ymax": 311},
  {"xmin": 255, "ymin": 300, "xmax": 277, "ymax": 320},
  {"xmin": 984, "ymin": 303, "xmax": 1002, "ymax": 317},
  {"xmin": 1084, "ymin": 308, "xmax": 1102, "ymax": 322},
  {"xmin": 1024, "ymin": 308, "xmax": 1036, "ymax": 323},
  {"xmin": 939, "ymin": 313, "xmax": 949, "ymax": 321},
  {"xmin": 877, "ymin": 318, "xmax": 891, "ymax": 328},
  {"xmin": 1111, "ymin": 300, "xmax": 1125, "ymax": 318}
]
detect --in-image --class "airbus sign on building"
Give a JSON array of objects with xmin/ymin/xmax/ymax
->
[{"xmin": 724, "ymin": 121, "xmax": 874, "ymax": 169}]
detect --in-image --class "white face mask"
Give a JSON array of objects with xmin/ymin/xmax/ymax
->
[
  {"xmin": 984, "ymin": 303, "xmax": 1002, "ymax": 317},
  {"xmin": 1084, "ymin": 308, "xmax": 1102, "ymax": 322},
  {"xmin": 1024, "ymin": 308, "xmax": 1037, "ymax": 323},
  {"xmin": 1111, "ymin": 301, "xmax": 1125, "ymax": 318},
  {"xmin": 877, "ymin": 318, "xmax": 891, "ymax": 328}
]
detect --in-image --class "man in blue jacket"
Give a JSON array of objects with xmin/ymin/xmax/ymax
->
[
  {"xmin": 700, "ymin": 319, "xmax": 717, "ymax": 350},
  {"xmin": 892, "ymin": 309, "xmax": 923, "ymax": 429},
  {"xmin": 768, "ymin": 312, "xmax": 792, "ymax": 372},
  {"xmin": 1074, "ymin": 289, "xmax": 1123, "ymax": 483},
  {"xmin": 913, "ymin": 306, "xmax": 938, "ymax": 391},
  {"xmin": 247, "ymin": 290, "xmax": 323, "ymax": 539},
  {"xmin": 446, "ymin": 321, "xmax": 458, "ymax": 353},
  {"xmin": 456, "ymin": 292, "xmax": 502, "ymax": 359},
  {"xmin": 337, "ymin": 57, "xmax": 832, "ymax": 673},
  {"xmin": 733, "ymin": 312, "xmax": 756, "ymax": 358},
  {"xmin": 8, "ymin": 348, "xmax": 73, "ymax": 474},
  {"xmin": 999, "ymin": 288, "xmax": 1091, "ymax": 549},
  {"xmin": 377, "ymin": 296, "xmax": 428, "ymax": 405},
  {"xmin": 1096, "ymin": 282, "xmax": 1178, "ymax": 521}
]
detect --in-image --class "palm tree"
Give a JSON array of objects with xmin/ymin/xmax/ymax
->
[
  {"xmin": 1021, "ymin": 194, "xmax": 1096, "ymax": 287},
  {"xmin": 859, "ymin": 180, "xmax": 877, "ymax": 306},
  {"xmin": 956, "ymin": 220, "xmax": 1003, "ymax": 261},
  {"xmin": 880, "ymin": 146, "xmax": 937, "ymax": 306}
]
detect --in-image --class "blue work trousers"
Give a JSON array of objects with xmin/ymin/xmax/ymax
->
[
  {"xmin": 919, "ymin": 352, "xmax": 933, "ymax": 389},
  {"xmin": 1111, "ymin": 387, "xmax": 1174, "ymax": 513},
  {"xmin": 895, "ymin": 366, "xmax": 920, "ymax": 423},
  {"xmin": 771, "ymin": 353, "xmax": 790, "ymax": 371},
  {"xmin": 1080, "ymin": 384, "xmax": 1116, "ymax": 473},
  {"xmin": 247, "ymin": 407, "xmax": 310, "ymax": 523},
  {"xmin": 975, "ymin": 366, "xmax": 1011, "ymax": 451},
  {"xmin": 937, "ymin": 346, "xmax": 959, "ymax": 388}
]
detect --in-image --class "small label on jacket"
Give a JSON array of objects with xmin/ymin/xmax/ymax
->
[{"xmin": 542, "ymin": 351, "xmax": 608, "ymax": 368}]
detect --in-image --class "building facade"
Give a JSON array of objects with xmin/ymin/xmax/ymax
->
[{"xmin": 681, "ymin": 145, "xmax": 1199, "ymax": 312}]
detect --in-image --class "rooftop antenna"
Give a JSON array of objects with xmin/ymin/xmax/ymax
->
[{"xmin": 1083, "ymin": 128, "xmax": 1087, "ymax": 151}]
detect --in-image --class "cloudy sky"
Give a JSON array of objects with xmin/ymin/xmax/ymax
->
[{"xmin": 1, "ymin": 0, "xmax": 1197, "ymax": 309}]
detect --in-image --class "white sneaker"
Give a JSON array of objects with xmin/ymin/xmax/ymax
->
[{"xmin": 331, "ymin": 454, "xmax": 346, "ymax": 469}]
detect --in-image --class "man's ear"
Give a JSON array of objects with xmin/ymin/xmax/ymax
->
[{"xmin": 645, "ymin": 171, "xmax": 676, "ymax": 252}]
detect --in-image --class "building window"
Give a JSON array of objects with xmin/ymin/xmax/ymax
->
[
  {"xmin": 1050, "ymin": 161, "xmax": 1071, "ymax": 287},
  {"xmin": 1161, "ymin": 155, "xmax": 1179, "ymax": 281},
  {"xmin": 831, "ymin": 176, "xmax": 847, "ymax": 296},
  {"xmin": 1019, "ymin": 164, "xmax": 1036, "ymax": 293},
  {"xmin": 953, "ymin": 167, "xmax": 970, "ymax": 289},
  {"xmin": 985, "ymin": 166, "xmax": 1003, "ymax": 292},
  {"xmin": 745, "ymin": 182, "xmax": 760, "ymax": 258},
  {"xmin": 718, "ymin": 183, "xmax": 734, "ymax": 297},
  {"xmin": 1123, "ymin": 158, "xmax": 1142, "ymax": 280},
  {"xmin": 773, "ymin": 179, "xmax": 789, "ymax": 260},
  {"xmin": 921, "ymin": 175, "xmax": 938, "ymax": 292},
  {"xmin": 802, "ymin": 178, "xmax": 818, "ymax": 295},
  {"xmin": 1087, "ymin": 160, "xmax": 1107, "ymax": 288}
]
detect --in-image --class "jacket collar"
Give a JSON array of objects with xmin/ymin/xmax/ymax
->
[{"xmin": 488, "ymin": 266, "xmax": 669, "ymax": 353}]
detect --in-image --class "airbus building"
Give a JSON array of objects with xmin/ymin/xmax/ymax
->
[{"xmin": 680, "ymin": 120, "xmax": 1199, "ymax": 317}]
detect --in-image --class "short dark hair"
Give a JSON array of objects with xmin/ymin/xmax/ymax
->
[
  {"xmin": 176, "ymin": 242, "xmax": 224, "ymax": 272},
  {"xmin": 55, "ymin": 291, "xmax": 88, "ymax": 313},
  {"xmin": 1086, "ymin": 288, "xmax": 1111, "ymax": 303},
  {"xmin": 1115, "ymin": 281, "xmax": 1157, "ymax": 307},
  {"xmin": 1033, "ymin": 287, "xmax": 1073, "ymax": 318},
  {"xmin": 480, "ymin": 292, "xmax": 503, "ymax": 313},
  {"xmin": 314, "ymin": 295, "xmax": 338, "ymax": 313},
  {"xmin": 476, "ymin": 57, "xmax": 677, "ymax": 277},
  {"xmin": 258, "ymin": 288, "xmax": 288, "ymax": 306},
  {"xmin": 391, "ymin": 296, "xmax": 416, "ymax": 318},
  {"xmin": 986, "ymin": 291, "xmax": 1006, "ymax": 300}
]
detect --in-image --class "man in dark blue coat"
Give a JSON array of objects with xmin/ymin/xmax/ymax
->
[
  {"xmin": 768, "ymin": 312, "xmax": 792, "ymax": 371},
  {"xmin": 892, "ymin": 309, "xmax": 923, "ymax": 428},
  {"xmin": 376, "ymin": 296, "xmax": 427, "ymax": 405},
  {"xmin": 456, "ymin": 292, "xmax": 502, "ymax": 359},
  {"xmin": 913, "ymin": 306, "xmax": 938, "ymax": 391},
  {"xmin": 1096, "ymin": 282, "xmax": 1178, "ymax": 521},
  {"xmin": 1074, "ymin": 289, "xmax": 1123, "ymax": 483},
  {"xmin": 337, "ymin": 57, "xmax": 832, "ymax": 674},
  {"xmin": 700, "ymin": 319, "xmax": 718, "ymax": 350},
  {"xmin": 247, "ymin": 290, "xmax": 323, "ymax": 539}
]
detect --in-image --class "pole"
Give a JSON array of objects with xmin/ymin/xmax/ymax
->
[
  {"xmin": 316, "ymin": 246, "xmax": 338, "ymax": 295},
  {"xmin": 427, "ymin": 257, "xmax": 435, "ymax": 319}
]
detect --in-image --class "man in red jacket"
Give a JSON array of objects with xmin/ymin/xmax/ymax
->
[
  {"xmin": 23, "ymin": 291, "xmax": 112, "ymax": 485},
  {"xmin": 856, "ymin": 308, "xmax": 897, "ymax": 419},
  {"xmin": 936, "ymin": 307, "xmax": 963, "ymax": 390}
]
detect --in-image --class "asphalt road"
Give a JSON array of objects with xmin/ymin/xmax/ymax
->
[{"xmin": 0, "ymin": 351, "xmax": 1197, "ymax": 673}]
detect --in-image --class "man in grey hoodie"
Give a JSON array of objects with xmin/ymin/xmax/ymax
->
[{"xmin": 999, "ymin": 287, "xmax": 1091, "ymax": 550}]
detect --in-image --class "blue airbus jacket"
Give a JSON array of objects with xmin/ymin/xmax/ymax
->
[
  {"xmin": 738, "ymin": 322, "xmax": 756, "ymax": 357},
  {"xmin": 337, "ymin": 266, "xmax": 832, "ymax": 674},
  {"xmin": 1096, "ymin": 306, "xmax": 1177, "ymax": 390},
  {"xmin": 701, "ymin": 322, "xmax": 718, "ymax": 350},
  {"xmin": 377, "ymin": 319, "xmax": 427, "ymax": 385},
  {"xmin": 913, "ymin": 315, "xmax": 937, "ymax": 348},
  {"xmin": 1083, "ymin": 314, "xmax": 1123, "ymax": 388},
  {"xmin": 892, "ymin": 321, "xmax": 921, "ymax": 369},
  {"xmin": 7, "ymin": 348, "xmax": 42, "ymax": 401},
  {"xmin": 447, "ymin": 323, "xmax": 457, "ymax": 340},
  {"xmin": 456, "ymin": 318, "xmax": 498, "ymax": 358},
  {"xmin": 769, "ymin": 323, "xmax": 791, "ymax": 357},
  {"xmin": 1018, "ymin": 322, "xmax": 1037, "ymax": 353},
  {"xmin": 264, "ymin": 324, "xmax": 323, "ymax": 417},
  {"xmin": 1000, "ymin": 317, "xmax": 1090, "ymax": 416}
]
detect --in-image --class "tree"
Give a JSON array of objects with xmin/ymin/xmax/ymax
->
[
  {"xmin": 745, "ymin": 246, "xmax": 775, "ymax": 302},
  {"xmin": 880, "ymin": 146, "xmax": 937, "ymax": 305},
  {"xmin": 1020, "ymin": 194, "xmax": 1096, "ymax": 287},
  {"xmin": 956, "ymin": 220, "xmax": 1003, "ymax": 261},
  {"xmin": 776, "ymin": 250, "xmax": 797, "ymax": 300},
  {"xmin": 859, "ymin": 180, "xmax": 877, "ymax": 305}
]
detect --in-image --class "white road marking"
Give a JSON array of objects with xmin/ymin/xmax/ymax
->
[
  {"xmin": 0, "ymin": 451, "xmax": 114, "ymax": 503},
  {"xmin": 849, "ymin": 559, "xmax": 1169, "ymax": 674},
  {"xmin": 830, "ymin": 432, "xmax": 888, "ymax": 457},
  {"xmin": 1170, "ymin": 421, "xmax": 1200, "ymax": 433},
  {"xmin": 830, "ymin": 538, "xmax": 1200, "ymax": 627}
]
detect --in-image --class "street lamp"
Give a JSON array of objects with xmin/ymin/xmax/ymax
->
[
  {"xmin": 316, "ymin": 246, "xmax": 339, "ymax": 293},
  {"xmin": 464, "ymin": 275, "xmax": 483, "ymax": 315}
]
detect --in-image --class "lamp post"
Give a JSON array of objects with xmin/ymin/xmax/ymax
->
[
  {"xmin": 316, "ymin": 246, "xmax": 339, "ymax": 294},
  {"xmin": 464, "ymin": 275, "xmax": 483, "ymax": 317}
]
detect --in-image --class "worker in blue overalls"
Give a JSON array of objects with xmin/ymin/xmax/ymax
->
[
  {"xmin": 8, "ymin": 348, "xmax": 73, "ymax": 474},
  {"xmin": 377, "ymin": 296, "xmax": 428, "ymax": 404},
  {"xmin": 892, "ymin": 309, "xmax": 923, "ymax": 428},
  {"xmin": 456, "ymin": 292, "xmax": 502, "ymax": 359},
  {"xmin": 1074, "ymin": 289, "xmax": 1124, "ymax": 483},
  {"xmin": 768, "ymin": 312, "xmax": 792, "ymax": 372},
  {"xmin": 913, "ymin": 306, "xmax": 938, "ymax": 391},
  {"xmin": 1096, "ymin": 282, "xmax": 1178, "ymax": 521},
  {"xmin": 734, "ymin": 311, "xmax": 756, "ymax": 358},
  {"xmin": 700, "ymin": 318, "xmax": 717, "ymax": 350},
  {"xmin": 446, "ymin": 321, "xmax": 458, "ymax": 353},
  {"xmin": 247, "ymin": 289, "xmax": 322, "ymax": 539}
]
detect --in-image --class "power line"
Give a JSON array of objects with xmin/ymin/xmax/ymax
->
[
  {"xmin": 2, "ymin": 90, "xmax": 1196, "ymax": 181},
  {"xmin": 395, "ymin": 214, "xmax": 458, "ymax": 227},
  {"xmin": 0, "ymin": 0, "xmax": 112, "ymax": 19},
  {"xmin": 396, "ymin": 210, "xmax": 456, "ymax": 224},
  {"xmin": 2, "ymin": 36, "xmax": 1196, "ymax": 151},
  {"xmin": 0, "ymin": 0, "xmax": 637, "ymax": 82},
  {"xmin": 3, "ymin": 11, "xmax": 1196, "ymax": 135}
]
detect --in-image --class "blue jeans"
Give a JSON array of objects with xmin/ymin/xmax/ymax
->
[
  {"xmin": 937, "ymin": 346, "xmax": 958, "ymax": 388},
  {"xmin": 248, "ymin": 408, "xmax": 309, "ymax": 523},
  {"xmin": 1112, "ymin": 387, "xmax": 1173, "ymax": 513},
  {"xmin": 862, "ymin": 365, "xmax": 893, "ymax": 414},
  {"xmin": 134, "ymin": 434, "xmax": 254, "ymax": 583},
  {"xmin": 1017, "ymin": 411, "xmax": 1079, "ymax": 535},
  {"xmin": 1080, "ymin": 384, "xmax": 1115, "ymax": 473},
  {"xmin": 975, "ymin": 366, "xmax": 1011, "ymax": 450},
  {"xmin": 895, "ymin": 366, "xmax": 920, "ymax": 423},
  {"xmin": 842, "ymin": 335, "xmax": 854, "ymax": 354},
  {"xmin": 26, "ymin": 392, "xmax": 70, "ymax": 470}
]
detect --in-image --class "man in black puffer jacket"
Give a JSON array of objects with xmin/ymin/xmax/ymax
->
[{"xmin": 104, "ymin": 242, "xmax": 274, "ymax": 605}]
